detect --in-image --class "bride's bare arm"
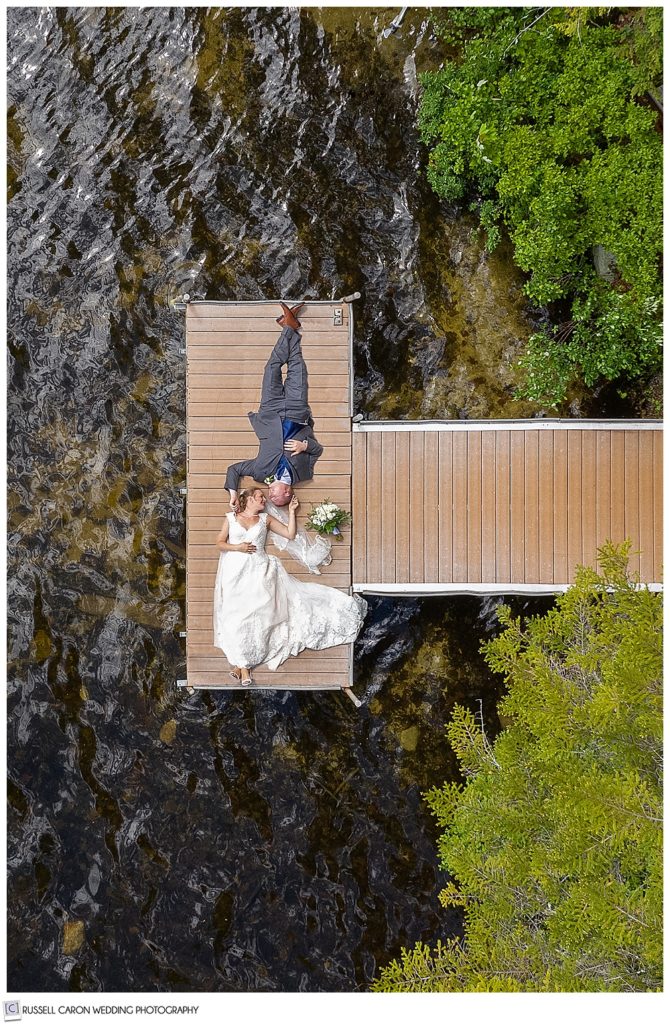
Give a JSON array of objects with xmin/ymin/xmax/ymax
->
[
  {"xmin": 267, "ymin": 495, "xmax": 299, "ymax": 541},
  {"xmin": 216, "ymin": 517, "xmax": 256, "ymax": 553}
]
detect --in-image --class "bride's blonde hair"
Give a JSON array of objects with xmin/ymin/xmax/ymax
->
[{"xmin": 238, "ymin": 487, "xmax": 262, "ymax": 512}]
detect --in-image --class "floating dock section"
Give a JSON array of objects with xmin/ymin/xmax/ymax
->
[{"xmin": 182, "ymin": 300, "xmax": 354, "ymax": 691}]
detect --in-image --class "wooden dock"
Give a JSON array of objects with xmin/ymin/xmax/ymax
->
[
  {"xmin": 180, "ymin": 297, "xmax": 662, "ymax": 695},
  {"xmin": 183, "ymin": 300, "xmax": 354, "ymax": 691},
  {"xmin": 352, "ymin": 421, "xmax": 663, "ymax": 594}
]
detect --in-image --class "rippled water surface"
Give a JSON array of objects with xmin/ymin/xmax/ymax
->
[{"xmin": 7, "ymin": 6, "xmax": 560, "ymax": 992}]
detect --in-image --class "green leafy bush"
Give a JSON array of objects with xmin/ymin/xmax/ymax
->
[
  {"xmin": 374, "ymin": 543, "xmax": 662, "ymax": 992},
  {"xmin": 419, "ymin": 7, "xmax": 662, "ymax": 404},
  {"xmin": 520, "ymin": 289, "xmax": 662, "ymax": 404}
]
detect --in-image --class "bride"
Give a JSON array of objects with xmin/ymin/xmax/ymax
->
[{"xmin": 213, "ymin": 487, "xmax": 367, "ymax": 684}]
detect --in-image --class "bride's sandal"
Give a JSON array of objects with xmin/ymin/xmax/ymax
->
[
  {"xmin": 229, "ymin": 669, "xmax": 242, "ymax": 682},
  {"xmin": 240, "ymin": 669, "xmax": 253, "ymax": 687}
]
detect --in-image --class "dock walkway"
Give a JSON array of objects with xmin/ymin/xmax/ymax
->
[
  {"xmin": 184, "ymin": 300, "xmax": 354, "ymax": 690},
  {"xmin": 352, "ymin": 420, "xmax": 663, "ymax": 594}
]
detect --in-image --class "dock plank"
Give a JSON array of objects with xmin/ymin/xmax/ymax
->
[
  {"xmin": 190, "ymin": 398, "xmax": 351, "ymax": 417},
  {"xmin": 352, "ymin": 430, "xmax": 367, "ymax": 586},
  {"xmin": 438, "ymin": 431, "xmax": 453, "ymax": 583},
  {"xmin": 509, "ymin": 431, "xmax": 525, "ymax": 584},
  {"xmin": 187, "ymin": 675, "xmax": 344, "ymax": 690},
  {"xmin": 187, "ymin": 354, "xmax": 351, "ymax": 372},
  {"xmin": 188, "ymin": 473, "xmax": 350, "ymax": 492},
  {"xmin": 187, "ymin": 317, "xmax": 349, "ymax": 334},
  {"xmin": 187, "ymin": 303, "xmax": 349, "ymax": 323},
  {"xmin": 186, "ymin": 330, "xmax": 352, "ymax": 348},
  {"xmin": 595, "ymin": 431, "xmax": 611, "ymax": 570},
  {"xmin": 423, "ymin": 432, "xmax": 440, "ymax": 583},
  {"xmin": 652, "ymin": 430, "xmax": 663, "ymax": 582},
  {"xmin": 581, "ymin": 431, "xmax": 597, "ymax": 570},
  {"xmin": 395, "ymin": 432, "xmax": 410, "ymax": 583},
  {"xmin": 494, "ymin": 431, "xmax": 510, "ymax": 584},
  {"xmin": 189, "ymin": 459, "xmax": 351, "ymax": 479},
  {"xmin": 480, "ymin": 430, "xmax": 496, "ymax": 583},
  {"xmin": 380, "ymin": 431, "xmax": 396, "ymax": 583},
  {"xmin": 552, "ymin": 430, "xmax": 568, "ymax": 585},
  {"xmin": 186, "ymin": 635, "xmax": 349, "ymax": 655},
  {"xmin": 609, "ymin": 431, "xmax": 626, "ymax": 546},
  {"xmin": 451, "ymin": 431, "xmax": 468, "ymax": 583},
  {"xmin": 189, "ymin": 430, "xmax": 352, "ymax": 449},
  {"xmin": 467, "ymin": 431, "xmax": 482, "ymax": 583},
  {"xmin": 409, "ymin": 432, "xmax": 425, "ymax": 583},
  {"xmin": 188, "ymin": 414, "xmax": 351, "ymax": 432},
  {"xmin": 366, "ymin": 431, "xmax": 382, "ymax": 584},
  {"xmin": 624, "ymin": 431, "xmax": 641, "ymax": 577},
  {"xmin": 537, "ymin": 430, "xmax": 553, "ymax": 583},
  {"xmin": 638, "ymin": 430, "xmax": 654, "ymax": 582},
  {"xmin": 189, "ymin": 374, "xmax": 350, "ymax": 391},
  {"xmin": 567, "ymin": 431, "xmax": 583, "ymax": 583},
  {"xmin": 524, "ymin": 431, "xmax": 539, "ymax": 584}
]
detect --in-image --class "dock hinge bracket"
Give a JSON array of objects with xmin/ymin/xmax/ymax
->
[{"xmin": 333, "ymin": 308, "xmax": 343, "ymax": 326}]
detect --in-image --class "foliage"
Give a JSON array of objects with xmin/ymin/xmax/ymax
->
[
  {"xmin": 419, "ymin": 7, "xmax": 663, "ymax": 404},
  {"xmin": 374, "ymin": 543, "xmax": 663, "ymax": 992},
  {"xmin": 520, "ymin": 290, "xmax": 663, "ymax": 405}
]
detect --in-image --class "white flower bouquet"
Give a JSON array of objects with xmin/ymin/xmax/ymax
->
[{"xmin": 305, "ymin": 499, "xmax": 351, "ymax": 541}]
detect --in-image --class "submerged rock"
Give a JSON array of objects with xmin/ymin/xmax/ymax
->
[
  {"xmin": 400, "ymin": 725, "xmax": 420, "ymax": 752},
  {"xmin": 159, "ymin": 720, "xmax": 177, "ymax": 745},
  {"xmin": 62, "ymin": 919, "xmax": 85, "ymax": 955}
]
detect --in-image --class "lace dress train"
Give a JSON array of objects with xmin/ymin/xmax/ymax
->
[{"xmin": 213, "ymin": 513, "xmax": 367, "ymax": 670}]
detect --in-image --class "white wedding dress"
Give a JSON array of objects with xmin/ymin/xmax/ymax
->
[{"xmin": 213, "ymin": 512, "xmax": 367, "ymax": 670}]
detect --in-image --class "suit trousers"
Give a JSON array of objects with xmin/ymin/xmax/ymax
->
[{"xmin": 259, "ymin": 327, "xmax": 312, "ymax": 423}]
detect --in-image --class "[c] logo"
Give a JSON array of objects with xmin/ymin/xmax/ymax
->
[{"xmin": 3, "ymin": 1002, "xmax": 21, "ymax": 1022}]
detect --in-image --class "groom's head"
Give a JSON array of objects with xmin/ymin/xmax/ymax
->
[{"xmin": 268, "ymin": 481, "xmax": 292, "ymax": 507}]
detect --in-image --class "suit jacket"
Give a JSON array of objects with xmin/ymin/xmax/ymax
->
[{"xmin": 224, "ymin": 409, "xmax": 323, "ymax": 493}]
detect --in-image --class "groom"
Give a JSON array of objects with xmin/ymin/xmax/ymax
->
[{"xmin": 225, "ymin": 302, "xmax": 324, "ymax": 511}]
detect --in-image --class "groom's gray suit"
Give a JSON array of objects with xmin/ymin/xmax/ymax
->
[{"xmin": 224, "ymin": 326, "xmax": 323, "ymax": 494}]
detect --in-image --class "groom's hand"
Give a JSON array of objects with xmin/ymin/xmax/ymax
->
[
  {"xmin": 229, "ymin": 493, "xmax": 240, "ymax": 511},
  {"xmin": 284, "ymin": 439, "xmax": 308, "ymax": 454}
]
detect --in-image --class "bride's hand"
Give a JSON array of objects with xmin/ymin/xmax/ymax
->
[
  {"xmin": 289, "ymin": 495, "xmax": 299, "ymax": 512},
  {"xmin": 238, "ymin": 542, "xmax": 256, "ymax": 553}
]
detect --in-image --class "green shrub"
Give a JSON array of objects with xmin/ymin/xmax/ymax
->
[{"xmin": 419, "ymin": 7, "xmax": 662, "ymax": 403}]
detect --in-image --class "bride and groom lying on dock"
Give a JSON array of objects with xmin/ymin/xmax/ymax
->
[{"xmin": 213, "ymin": 302, "xmax": 367, "ymax": 685}]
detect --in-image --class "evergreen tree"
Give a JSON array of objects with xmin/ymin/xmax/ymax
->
[{"xmin": 374, "ymin": 543, "xmax": 662, "ymax": 992}]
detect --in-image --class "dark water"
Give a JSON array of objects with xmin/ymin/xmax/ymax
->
[{"xmin": 7, "ymin": 6, "xmax": 560, "ymax": 993}]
